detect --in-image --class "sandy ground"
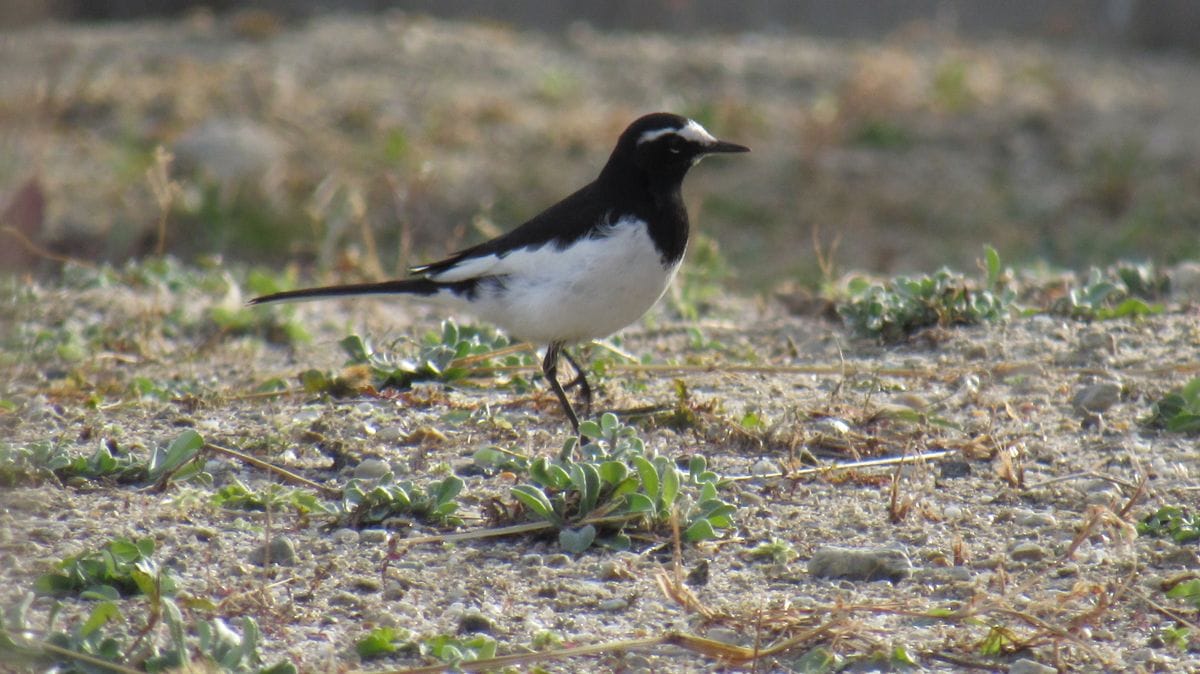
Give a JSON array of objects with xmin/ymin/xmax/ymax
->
[{"xmin": 2, "ymin": 261, "xmax": 1199, "ymax": 672}]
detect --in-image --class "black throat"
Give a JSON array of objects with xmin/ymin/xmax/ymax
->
[{"xmin": 596, "ymin": 159, "xmax": 690, "ymax": 266}]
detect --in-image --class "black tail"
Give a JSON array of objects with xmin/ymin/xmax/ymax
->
[{"xmin": 249, "ymin": 278, "xmax": 446, "ymax": 305}]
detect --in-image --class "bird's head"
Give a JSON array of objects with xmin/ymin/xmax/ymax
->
[{"xmin": 606, "ymin": 112, "xmax": 749, "ymax": 183}]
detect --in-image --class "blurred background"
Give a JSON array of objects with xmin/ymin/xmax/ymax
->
[{"xmin": 2, "ymin": 0, "xmax": 1198, "ymax": 290}]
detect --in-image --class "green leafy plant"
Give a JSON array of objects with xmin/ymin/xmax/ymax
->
[
  {"xmin": 1137, "ymin": 506, "xmax": 1200, "ymax": 544},
  {"xmin": 511, "ymin": 413, "xmax": 735, "ymax": 553},
  {"xmin": 420, "ymin": 634, "xmax": 497, "ymax": 666},
  {"xmin": 340, "ymin": 320, "xmax": 533, "ymax": 390},
  {"xmin": 356, "ymin": 626, "xmax": 413, "ymax": 659},
  {"xmin": 1158, "ymin": 625, "xmax": 1193, "ymax": 651},
  {"xmin": 0, "ymin": 431, "xmax": 208, "ymax": 489},
  {"xmin": 1143, "ymin": 378, "xmax": 1200, "ymax": 434},
  {"xmin": 146, "ymin": 429, "xmax": 209, "ymax": 488},
  {"xmin": 210, "ymin": 268, "xmax": 312, "ymax": 346},
  {"xmin": 839, "ymin": 247, "xmax": 1014, "ymax": 342},
  {"xmin": 1049, "ymin": 265, "xmax": 1165, "ymax": 321},
  {"xmin": 747, "ymin": 538, "xmax": 799, "ymax": 564},
  {"xmin": 337, "ymin": 473, "xmax": 464, "ymax": 528},
  {"xmin": 193, "ymin": 617, "xmax": 296, "ymax": 674},
  {"xmin": 472, "ymin": 445, "xmax": 532, "ymax": 475},
  {"xmin": 6, "ymin": 536, "xmax": 295, "ymax": 674},
  {"xmin": 211, "ymin": 480, "xmax": 331, "ymax": 516},
  {"xmin": 1166, "ymin": 580, "xmax": 1200, "ymax": 611},
  {"xmin": 0, "ymin": 442, "xmax": 91, "ymax": 486},
  {"xmin": 35, "ymin": 536, "xmax": 177, "ymax": 600}
]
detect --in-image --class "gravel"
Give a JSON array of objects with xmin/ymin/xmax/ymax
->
[{"xmin": 3, "ymin": 268, "xmax": 1200, "ymax": 672}]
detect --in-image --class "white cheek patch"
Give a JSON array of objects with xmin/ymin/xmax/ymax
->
[{"xmin": 637, "ymin": 119, "xmax": 718, "ymax": 147}]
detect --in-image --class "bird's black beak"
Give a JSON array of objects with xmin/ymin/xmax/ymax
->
[{"xmin": 705, "ymin": 139, "xmax": 750, "ymax": 154}]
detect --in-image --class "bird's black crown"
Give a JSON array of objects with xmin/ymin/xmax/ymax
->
[{"xmin": 603, "ymin": 112, "xmax": 749, "ymax": 185}]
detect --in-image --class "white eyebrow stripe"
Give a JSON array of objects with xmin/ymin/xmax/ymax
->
[{"xmin": 637, "ymin": 119, "xmax": 717, "ymax": 146}]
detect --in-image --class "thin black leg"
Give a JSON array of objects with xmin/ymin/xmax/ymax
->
[
  {"xmin": 542, "ymin": 342, "xmax": 580, "ymax": 433},
  {"xmin": 559, "ymin": 349, "xmax": 592, "ymax": 418}
]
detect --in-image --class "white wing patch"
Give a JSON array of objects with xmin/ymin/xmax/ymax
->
[
  {"xmin": 423, "ymin": 253, "xmax": 507, "ymax": 282},
  {"xmin": 637, "ymin": 118, "xmax": 717, "ymax": 146}
]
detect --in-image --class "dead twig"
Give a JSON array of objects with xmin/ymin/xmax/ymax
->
[{"xmin": 204, "ymin": 442, "xmax": 340, "ymax": 497}]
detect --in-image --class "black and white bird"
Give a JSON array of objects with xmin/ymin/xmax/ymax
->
[{"xmin": 251, "ymin": 112, "xmax": 749, "ymax": 432}]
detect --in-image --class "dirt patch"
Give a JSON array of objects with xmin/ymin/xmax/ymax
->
[{"xmin": 2, "ymin": 261, "xmax": 1199, "ymax": 671}]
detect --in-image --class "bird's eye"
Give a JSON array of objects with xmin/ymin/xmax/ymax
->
[{"xmin": 667, "ymin": 137, "xmax": 683, "ymax": 154}]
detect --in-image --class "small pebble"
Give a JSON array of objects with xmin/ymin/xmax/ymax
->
[
  {"xmin": 359, "ymin": 529, "xmax": 389, "ymax": 544},
  {"xmin": 597, "ymin": 597, "xmax": 628, "ymax": 612},
  {"xmin": 749, "ymin": 459, "xmax": 778, "ymax": 476},
  {"xmin": 458, "ymin": 611, "xmax": 494, "ymax": 634},
  {"xmin": 375, "ymin": 425, "xmax": 408, "ymax": 444},
  {"xmin": 348, "ymin": 576, "xmax": 382, "ymax": 593},
  {"xmin": 1008, "ymin": 657, "xmax": 1057, "ymax": 674},
  {"xmin": 1014, "ymin": 509, "xmax": 1057, "ymax": 528},
  {"xmin": 598, "ymin": 560, "xmax": 632, "ymax": 581},
  {"xmin": 811, "ymin": 417, "xmax": 850, "ymax": 435},
  {"xmin": 1078, "ymin": 330, "xmax": 1116, "ymax": 354},
  {"xmin": 249, "ymin": 536, "xmax": 296, "ymax": 566},
  {"xmin": 1009, "ymin": 541, "xmax": 1048, "ymax": 562},
  {"xmin": 354, "ymin": 457, "xmax": 391, "ymax": 479},
  {"xmin": 962, "ymin": 343, "xmax": 989, "ymax": 360},
  {"xmin": 545, "ymin": 553, "xmax": 571, "ymax": 567},
  {"xmin": 808, "ymin": 546, "xmax": 912, "ymax": 583},
  {"xmin": 705, "ymin": 627, "xmax": 742, "ymax": 645},
  {"xmin": 328, "ymin": 591, "xmax": 363, "ymax": 608},
  {"xmin": 331, "ymin": 528, "xmax": 360, "ymax": 546},
  {"xmin": 939, "ymin": 461, "xmax": 972, "ymax": 479},
  {"xmin": 1071, "ymin": 381, "xmax": 1121, "ymax": 414}
]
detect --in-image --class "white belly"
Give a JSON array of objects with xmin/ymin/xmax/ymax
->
[{"xmin": 442, "ymin": 217, "xmax": 680, "ymax": 344}]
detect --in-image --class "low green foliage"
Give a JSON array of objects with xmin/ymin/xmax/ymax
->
[
  {"xmin": 1137, "ymin": 506, "xmax": 1200, "ymax": 544},
  {"xmin": 420, "ymin": 634, "xmax": 497, "ymax": 666},
  {"xmin": 1049, "ymin": 265, "xmax": 1165, "ymax": 320},
  {"xmin": 1167, "ymin": 580, "xmax": 1200, "ymax": 611},
  {"xmin": 35, "ymin": 536, "xmax": 176, "ymax": 600},
  {"xmin": 840, "ymin": 247, "xmax": 1014, "ymax": 342},
  {"xmin": 1, "ymin": 442, "xmax": 127, "ymax": 486},
  {"xmin": 337, "ymin": 473, "xmax": 464, "ymax": 529},
  {"xmin": 747, "ymin": 538, "xmax": 799, "ymax": 564},
  {"xmin": 1159, "ymin": 625, "xmax": 1193, "ymax": 651},
  {"xmin": 340, "ymin": 319, "xmax": 534, "ymax": 390},
  {"xmin": 1143, "ymin": 378, "xmax": 1200, "ymax": 434},
  {"xmin": 356, "ymin": 629, "xmax": 496, "ymax": 665},
  {"xmin": 6, "ymin": 536, "xmax": 295, "ymax": 674},
  {"xmin": 0, "ymin": 431, "xmax": 208, "ymax": 489},
  {"xmin": 530, "ymin": 629, "xmax": 564, "ymax": 650},
  {"xmin": 211, "ymin": 480, "xmax": 331, "ymax": 516},
  {"xmin": 146, "ymin": 429, "xmax": 209, "ymax": 488},
  {"xmin": 356, "ymin": 626, "xmax": 413, "ymax": 659},
  {"xmin": 510, "ymin": 413, "xmax": 735, "ymax": 553}
]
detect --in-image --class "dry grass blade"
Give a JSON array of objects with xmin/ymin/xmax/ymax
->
[
  {"xmin": 1063, "ymin": 505, "xmax": 1138, "ymax": 560},
  {"xmin": 1, "ymin": 224, "xmax": 97, "ymax": 269},
  {"xmin": 728, "ymin": 448, "xmax": 954, "ymax": 482},
  {"xmin": 204, "ymin": 442, "xmax": 340, "ymax": 496}
]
